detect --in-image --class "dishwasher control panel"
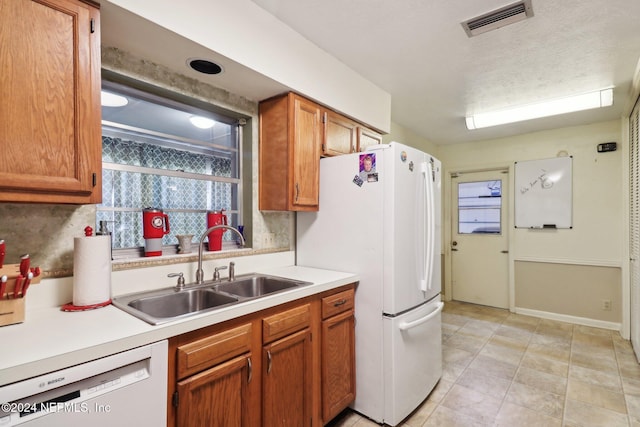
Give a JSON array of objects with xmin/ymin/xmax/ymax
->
[{"xmin": 0, "ymin": 340, "xmax": 167, "ymax": 427}]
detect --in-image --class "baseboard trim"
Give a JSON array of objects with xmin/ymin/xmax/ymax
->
[{"xmin": 514, "ymin": 307, "xmax": 622, "ymax": 332}]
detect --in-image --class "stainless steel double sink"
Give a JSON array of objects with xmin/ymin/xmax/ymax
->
[{"xmin": 112, "ymin": 274, "xmax": 312, "ymax": 325}]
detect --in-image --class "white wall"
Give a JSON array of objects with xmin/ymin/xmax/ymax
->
[
  {"xmin": 105, "ymin": 0, "xmax": 391, "ymax": 133},
  {"xmin": 439, "ymin": 119, "xmax": 626, "ymax": 330},
  {"xmin": 382, "ymin": 121, "xmax": 440, "ymax": 157}
]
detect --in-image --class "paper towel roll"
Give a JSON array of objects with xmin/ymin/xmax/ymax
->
[{"xmin": 73, "ymin": 235, "xmax": 112, "ymax": 306}]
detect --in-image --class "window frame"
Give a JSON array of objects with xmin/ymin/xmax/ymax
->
[{"xmin": 98, "ymin": 79, "xmax": 246, "ymax": 257}]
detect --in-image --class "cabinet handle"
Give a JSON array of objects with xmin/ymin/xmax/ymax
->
[
  {"xmin": 247, "ymin": 357, "xmax": 252, "ymax": 384},
  {"xmin": 334, "ymin": 299, "xmax": 347, "ymax": 307},
  {"xmin": 295, "ymin": 183, "xmax": 300, "ymax": 202},
  {"xmin": 267, "ymin": 351, "xmax": 272, "ymax": 374}
]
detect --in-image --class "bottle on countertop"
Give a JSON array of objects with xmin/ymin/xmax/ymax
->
[{"xmin": 96, "ymin": 220, "xmax": 113, "ymax": 260}]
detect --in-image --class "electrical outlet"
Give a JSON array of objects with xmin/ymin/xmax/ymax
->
[
  {"xmin": 262, "ymin": 233, "xmax": 275, "ymax": 248},
  {"xmin": 602, "ymin": 299, "xmax": 612, "ymax": 311}
]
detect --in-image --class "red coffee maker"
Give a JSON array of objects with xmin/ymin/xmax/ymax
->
[
  {"xmin": 207, "ymin": 209, "xmax": 227, "ymax": 251},
  {"xmin": 142, "ymin": 208, "xmax": 170, "ymax": 256}
]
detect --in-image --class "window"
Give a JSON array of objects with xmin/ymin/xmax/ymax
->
[
  {"xmin": 458, "ymin": 180, "xmax": 502, "ymax": 234},
  {"xmin": 97, "ymin": 81, "xmax": 243, "ymax": 254}
]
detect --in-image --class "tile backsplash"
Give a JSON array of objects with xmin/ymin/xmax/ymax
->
[{"xmin": 0, "ymin": 203, "xmax": 96, "ymax": 276}]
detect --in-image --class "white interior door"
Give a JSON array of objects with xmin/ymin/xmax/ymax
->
[{"xmin": 451, "ymin": 170, "xmax": 509, "ymax": 309}]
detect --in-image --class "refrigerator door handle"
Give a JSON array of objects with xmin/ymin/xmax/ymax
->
[
  {"xmin": 421, "ymin": 161, "xmax": 436, "ymax": 292},
  {"xmin": 427, "ymin": 162, "xmax": 436, "ymax": 291},
  {"xmin": 398, "ymin": 302, "xmax": 444, "ymax": 331}
]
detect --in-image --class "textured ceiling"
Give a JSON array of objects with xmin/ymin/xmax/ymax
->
[
  {"xmin": 101, "ymin": 1, "xmax": 640, "ymax": 145},
  {"xmin": 249, "ymin": 0, "xmax": 640, "ymax": 144}
]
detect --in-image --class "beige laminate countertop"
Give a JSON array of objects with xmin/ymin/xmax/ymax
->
[{"xmin": 0, "ymin": 266, "xmax": 358, "ymax": 386}]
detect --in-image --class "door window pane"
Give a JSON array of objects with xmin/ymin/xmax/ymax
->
[{"xmin": 458, "ymin": 180, "xmax": 502, "ymax": 234}]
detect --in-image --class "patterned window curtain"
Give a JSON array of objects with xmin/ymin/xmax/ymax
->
[{"xmin": 98, "ymin": 136, "xmax": 234, "ymax": 249}]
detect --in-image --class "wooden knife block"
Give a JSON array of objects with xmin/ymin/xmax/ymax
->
[{"xmin": 0, "ymin": 263, "xmax": 42, "ymax": 327}]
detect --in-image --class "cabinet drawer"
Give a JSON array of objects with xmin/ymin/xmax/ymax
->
[
  {"xmin": 177, "ymin": 323, "xmax": 252, "ymax": 379},
  {"xmin": 322, "ymin": 289, "xmax": 355, "ymax": 319},
  {"xmin": 263, "ymin": 303, "xmax": 311, "ymax": 344}
]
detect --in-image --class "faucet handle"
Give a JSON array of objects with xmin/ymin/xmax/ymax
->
[
  {"xmin": 228, "ymin": 262, "xmax": 235, "ymax": 282},
  {"xmin": 213, "ymin": 265, "xmax": 228, "ymax": 281},
  {"xmin": 168, "ymin": 272, "xmax": 185, "ymax": 289}
]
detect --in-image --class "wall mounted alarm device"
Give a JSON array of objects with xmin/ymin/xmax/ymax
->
[{"xmin": 597, "ymin": 142, "xmax": 617, "ymax": 152}]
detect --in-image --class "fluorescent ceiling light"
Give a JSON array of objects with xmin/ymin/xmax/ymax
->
[
  {"xmin": 465, "ymin": 88, "xmax": 614, "ymax": 130},
  {"xmin": 101, "ymin": 91, "xmax": 128, "ymax": 107},
  {"xmin": 189, "ymin": 115, "xmax": 216, "ymax": 129}
]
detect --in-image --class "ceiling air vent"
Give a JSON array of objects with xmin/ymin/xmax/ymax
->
[{"xmin": 461, "ymin": 0, "xmax": 534, "ymax": 37}]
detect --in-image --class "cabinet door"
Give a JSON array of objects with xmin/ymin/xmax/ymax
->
[
  {"xmin": 263, "ymin": 328, "xmax": 312, "ymax": 427},
  {"xmin": 357, "ymin": 127, "xmax": 383, "ymax": 152},
  {"xmin": 0, "ymin": 0, "xmax": 101, "ymax": 203},
  {"xmin": 291, "ymin": 95, "xmax": 322, "ymax": 209},
  {"xmin": 177, "ymin": 354, "xmax": 253, "ymax": 427},
  {"xmin": 323, "ymin": 110, "xmax": 358, "ymax": 156},
  {"xmin": 322, "ymin": 310, "xmax": 356, "ymax": 423}
]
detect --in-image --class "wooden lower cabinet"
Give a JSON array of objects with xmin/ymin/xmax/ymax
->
[
  {"xmin": 321, "ymin": 289, "xmax": 356, "ymax": 424},
  {"xmin": 263, "ymin": 329, "xmax": 312, "ymax": 426},
  {"xmin": 176, "ymin": 354, "xmax": 252, "ymax": 427},
  {"xmin": 322, "ymin": 311, "xmax": 355, "ymax": 422},
  {"xmin": 167, "ymin": 284, "xmax": 356, "ymax": 427}
]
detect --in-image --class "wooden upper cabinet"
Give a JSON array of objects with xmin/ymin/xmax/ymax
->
[
  {"xmin": 259, "ymin": 91, "xmax": 384, "ymax": 211},
  {"xmin": 357, "ymin": 127, "xmax": 383, "ymax": 152},
  {"xmin": 259, "ymin": 93, "xmax": 321, "ymax": 211},
  {"xmin": 322, "ymin": 110, "xmax": 358, "ymax": 156},
  {"xmin": 0, "ymin": 0, "xmax": 102, "ymax": 204}
]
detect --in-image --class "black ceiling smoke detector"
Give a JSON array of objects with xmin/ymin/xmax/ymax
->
[
  {"xmin": 188, "ymin": 59, "xmax": 223, "ymax": 75},
  {"xmin": 461, "ymin": 0, "xmax": 534, "ymax": 37}
]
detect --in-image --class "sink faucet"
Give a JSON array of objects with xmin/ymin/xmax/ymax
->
[{"xmin": 196, "ymin": 225, "xmax": 245, "ymax": 284}]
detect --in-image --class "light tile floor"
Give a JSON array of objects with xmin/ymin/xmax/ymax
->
[{"xmin": 328, "ymin": 300, "xmax": 640, "ymax": 427}]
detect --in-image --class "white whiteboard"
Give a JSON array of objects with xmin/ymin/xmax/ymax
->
[{"xmin": 515, "ymin": 156, "xmax": 572, "ymax": 229}]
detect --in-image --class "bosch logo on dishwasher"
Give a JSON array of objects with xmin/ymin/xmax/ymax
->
[
  {"xmin": 38, "ymin": 377, "xmax": 65, "ymax": 388},
  {"xmin": 47, "ymin": 377, "xmax": 65, "ymax": 386}
]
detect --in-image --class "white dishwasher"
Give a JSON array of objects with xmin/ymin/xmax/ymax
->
[{"xmin": 0, "ymin": 340, "xmax": 168, "ymax": 427}]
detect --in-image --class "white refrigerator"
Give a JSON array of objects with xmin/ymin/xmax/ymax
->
[{"xmin": 297, "ymin": 141, "xmax": 443, "ymax": 426}]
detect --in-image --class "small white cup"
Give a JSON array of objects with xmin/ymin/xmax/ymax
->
[{"xmin": 176, "ymin": 234, "xmax": 194, "ymax": 254}]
